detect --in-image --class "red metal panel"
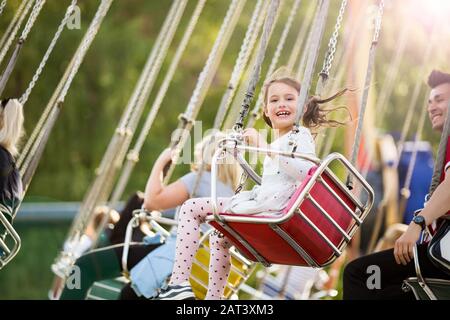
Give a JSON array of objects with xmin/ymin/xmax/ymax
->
[{"xmin": 208, "ymin": 167, "xmax": 360, "ymax": 267}]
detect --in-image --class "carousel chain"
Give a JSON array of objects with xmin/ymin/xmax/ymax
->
[
  {"xmin": 233, "ymin": 0, "xmax": 281, "ymax": 131},
  {"xmin": 19, "ymin": 0, "xmax": 78, "ymax": 105},
  {"xmin": 319, "ymin": 0, "xmax": 347, "ymax": 79},
  {"xmin": 163, "ymin": 0, "xmax": 245, "ymax": 184},
  {"xmin": 248, "ymin": 0, "xmax": 300, "ymax": 127},
  {"xmin": 19, "ymin": 0, "xmax": 45, "ymax": 41},
  {"xmin": 0, "ymin": 0, "xmax": 33, "ymax": 66}
]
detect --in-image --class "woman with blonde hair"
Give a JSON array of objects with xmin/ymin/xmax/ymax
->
[
  {"xmin": 0, "ymin": 98, "xmax": 24, "ymax": 257},
  {"xmin": 143, "ymin": 130, "xmax": 241, "ymax": 212},
  {"xmin": 58, "ymin": 131, "xmax": 241, "ymax": 299}
]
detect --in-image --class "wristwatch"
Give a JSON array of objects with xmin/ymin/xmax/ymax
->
[{"xmin": 412, "ymin": 215, "xmax": 426, "ymax": 231}]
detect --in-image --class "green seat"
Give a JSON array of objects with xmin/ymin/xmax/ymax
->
[
  {"xmin": 85, "ymin": 277, "xmax": 128, "ymax": 300},
  {"xmin": 403, "ymin": 277, "xmax": 450, "ymax": 300}
]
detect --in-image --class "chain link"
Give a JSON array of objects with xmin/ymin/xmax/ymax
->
[
  {"xmin": 20, "ymin": 0, "xmax": 78, "ymax": 105},
  {"xmin": 213, "ymin": 0, "xmax": 266, "ymax": 130},
  {"xmin": 0, "ymin": 0, "xmax": 34, "ymax": 66},
  {"xmin": 372, "ymin": 0, "xmax": 384, "ymax": 43},
  {"xmin": 20, "ymin": 0, "xmax": 45, "ymax": 40},
  {"xmin": 0, "ymin": 0, "xmax": 7, "ymax": 16},
  {"xmin": 60, "ymin": 0, "xmax": 112, "ymax": 101},
  {"xmin": 250, "ymin": 0, "xmax": 299, "ymax": 123},
  {"xmin": 235, "ymin": 171, "xmax": 248, "ymax": 194},
  {"xmin": 320, "ymin": 0, "xmax": 347, "ymax": 77}
]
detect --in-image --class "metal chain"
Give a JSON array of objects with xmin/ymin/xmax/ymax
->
[
  {"xmin": 19, "ymin": 0, "xmax": 45, "ymax": 40},
  {"xmin": 59, "ymin": 0, "xmax": 112, "ymax": 101},
  {"xmin": 18, "ymin": 51, "xmax": 77, "ymax": 169},
  {"xmin": 0, "ymin": 0, "xmax": 26, "ymax": 49},
  {"xmin": 234, "ymin": 171, "xmax": 248, "ymax": 194},
  {"xmin": 295, "ymin": 2, "xmax": 322, "ymax": 81},
  {"xmin": 401, "ymin": 95, "xmax": 428, "ymax": 202},
  {"xmin": 291, "ymin": 0, "xmax": 330, "ymax": 135},
  {"xmin": 77, "ymin": 0, "xmax": 187, "ymax": 240},
  {"xmin": 234, "ymin": 0, "xmax": 281, "ymax": 131},
  {"xmin": 184, "ymin": 0, "xmax": 244, "ymax": 121},
  {"xmin": 72, "ymin": 0, "xmax": 184, "ymax": 228},
  {"xmin": 164, "ymin": 0, "xmax": 245, "ymax": 184},
  {"xmin": 0, "ymin": 0, "xmax": 7, "ymax": 16},
  {"xmin": 248, "ymin": 0, "xmax": 300, "ymax": 127},
  {"xmin": 372, "ymin": 0, "xmax": 384, "ymax": 43},
  {"xmin": 319, "ymin": 0, "xmax": 347, "ymax": 79},
  {"xmin": 0, "ymin": 0, "xmax": 34, "ymax": 66},
  {"xmin": 115, "ymin": 0, "xmax": 185, "ymax": 133},
  {"xmin": 347, "ymin": 0, "xmax": 385, "ymax": 186},
  {"xmin": 191, "ymin": 0, "xmax": 267, "ymax": 198},
  {"xmin": 287, "ymin": 0, "xmax": 316, "ymax": 71},
  {"xmin": 396, "ymin": 30, "xmax": 439, "ymax": 165},
  {"xmin": 109, "ymin": 0, "xmax": 199, "ymax": 205},
  {"xmin": 19, "ymin": 0, "xmax": 78, "ymax": 105},
  {"xmin": 318, "ymin": 1, "xmax": 371, "ymax": 158},
  {"xmin": 77, "ymin": 0, "xmax": 187, "ymax": 247},
  {"xmin": 0, "ymin": 0, "xmax": 46, "ymax": 97},
  {"xmin": 375, "ymin": 22, "xmax": 411, "ymax": 125},
  {"xmin": 20, "ymin": 0, "xmax": 114, "ymax": 176},
  {"xmin": 212, "ymin": 0, "xmax": 266, "ymax": 130}
]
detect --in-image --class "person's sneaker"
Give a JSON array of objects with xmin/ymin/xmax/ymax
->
[{"xmin": 153, "ymin": 281, "xmax": 195, "ymax": 300}]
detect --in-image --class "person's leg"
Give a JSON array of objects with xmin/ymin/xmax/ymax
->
[
  {"xmin": 343, "ymin": 243, "xmax": 449, "ymax": 300},
  {"xmin": 156, "ymin": 197, "xmax": 230, "ymax": 300},
  {"xmin": 205, "ymin": 231, "xmax": 232, "ymax": 300},
  {"xmin": 169, "ymin": 197, "xmax": 230, "ymax": 285}
]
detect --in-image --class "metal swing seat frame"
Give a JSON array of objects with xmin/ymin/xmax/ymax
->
[
  {"xmin": 402, "ymin": 235, "xmax": 450, "ymax": 300},
  {"xmin": 0, "ymin": 212, "xmax": 21, "ymax": 270},
  {"xmin": 115, "ymin": 208, "xmax": 255, "ymax": 300},
  {"xmin": 206, "ymin": 137, "xmax": 375, "ymax": 268}
]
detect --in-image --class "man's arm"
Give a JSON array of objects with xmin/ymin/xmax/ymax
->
[
  {"xmin": 393, "ymin": 162, "xmax": 450, "ymax": 265},
  {"xmin": 419, "ymin": 162, "xmax": 450, "ymax": 225}
]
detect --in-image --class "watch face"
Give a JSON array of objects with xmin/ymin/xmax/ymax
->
[
  {"xmin": 414, "ymin": 216, "xmax": 425, "ymax": 223},
  {"xmin": 414, "ymin": 216, "xmax": 425, "ymax": 229}
]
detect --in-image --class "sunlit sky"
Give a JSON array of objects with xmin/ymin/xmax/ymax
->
[{"xmin": 397, "ymin": 0, "xmax": 450, "ymax": 34}]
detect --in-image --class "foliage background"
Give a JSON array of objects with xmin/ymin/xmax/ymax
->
[{"xmin": 0, "ymin": 0, "xmax": 449, "ymax": 299}]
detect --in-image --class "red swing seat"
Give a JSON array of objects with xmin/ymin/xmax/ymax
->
[{"xmin": 207, "ymin": 151, "xmax": 374, "ymax": 268}]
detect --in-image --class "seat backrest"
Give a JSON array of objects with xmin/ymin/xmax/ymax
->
[{"xmin": 281, "ymin": 167, "xmax": 318, "ymax": 215}]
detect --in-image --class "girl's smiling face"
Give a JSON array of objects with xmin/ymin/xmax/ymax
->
[{"xmin": 264, "ymin": 81, "xmax": 299, "ymax": 135}]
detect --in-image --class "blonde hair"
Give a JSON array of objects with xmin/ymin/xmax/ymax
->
[
  {"xmin": 191, "ymin": 131, "xmax": 242, "ymax": 190},
  {"xmin": 0, "ymin": 99, "xmax": 24, "ymax": 157}
]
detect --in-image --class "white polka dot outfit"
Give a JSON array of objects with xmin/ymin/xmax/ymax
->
[
  {"xmin": 169, "ymin": 128, "xmax": 316, "ymax": 299},
  {"xmin": 225, "ymin": 127, "xmax": 316, "ymax": 214}
]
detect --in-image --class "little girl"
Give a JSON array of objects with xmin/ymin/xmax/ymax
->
[{"xmin": 156, "ymin": 70, "xmax": 346, "ymax": 300}]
